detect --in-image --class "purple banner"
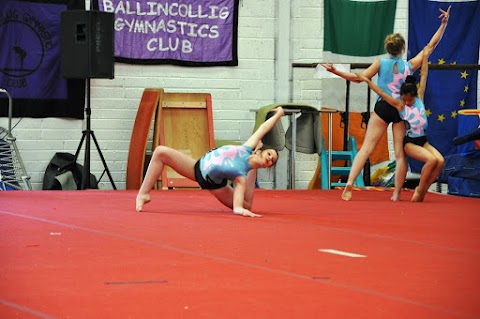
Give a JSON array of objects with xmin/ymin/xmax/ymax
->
[
  {"xmin": 98, "ymin": 0, "xmax": 239, "ymax": 66},
  {"xmin": 0, "ymin": 0, "xmax": 85, "ymax": 119},
  {"xmin": 0, "ymin": 1, "xmax": 67, "ymax": 99}
]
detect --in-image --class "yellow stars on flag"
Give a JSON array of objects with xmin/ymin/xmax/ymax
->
[
  {"xmin": 455, "ymin": 69, "xmax": 469, "ymax": 119},
  {"xmin": 428, "ymin": 59, "xmax": 471, "ymax": 124},
  {"xmin": 426, "ymin": 107, "xmax": 456, "ymax": 121}
]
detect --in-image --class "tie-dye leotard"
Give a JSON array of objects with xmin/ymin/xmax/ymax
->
[
  {"xmin": 399, "ymin": 97, "xmax": 427, "ymax": 138},
  {"xmin": 399, "ymin": 97, "xmax": 428, "ymax": 146},
  {"xmin": 194, "ymin": 145, "xmax": 253, "ymax": 189}
]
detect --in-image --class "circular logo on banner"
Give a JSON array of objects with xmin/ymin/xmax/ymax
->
[{"xmin": 0, "ymin": 16, "xmax": 46, "ymax": 78}]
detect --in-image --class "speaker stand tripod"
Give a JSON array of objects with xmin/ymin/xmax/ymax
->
[{"xmin": 74, "ymin": 78, "xmax": 117, "ymax": 190}]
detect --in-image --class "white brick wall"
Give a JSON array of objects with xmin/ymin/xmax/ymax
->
[
  {"xmin": 0, "ymin": 0, "xmax": 278, "ymax": 190},
  {"xmin": 1, "ymin": 0, "xmax": 478, "ymax": 191}
]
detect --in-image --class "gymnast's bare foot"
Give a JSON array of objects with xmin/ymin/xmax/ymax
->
[
  {"xmin": 391, "ymin": 191, "xmax": 401, "ymax": 201},
  {"xmin": 136, "ymin": 193, "xmax": 151, "ymax": 211},
  {"xmin": 411, "ymin": 187, "xmax": 425, "ymax": 202},
  {"xmin": 342, "ymin": 184, "xmax": 353, "ymax": 201}
]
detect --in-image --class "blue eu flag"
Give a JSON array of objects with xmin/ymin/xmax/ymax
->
[{"xmin": 408, "ymin": 0, "xmax": 480, "ymax": 171}]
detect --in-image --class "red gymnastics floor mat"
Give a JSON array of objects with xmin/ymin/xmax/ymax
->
[{"xmin": 1, "ymin": 189, "xmax": 479, "ymax": 318}]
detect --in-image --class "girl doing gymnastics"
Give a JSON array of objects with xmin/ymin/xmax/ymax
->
[
  {"xmin": 356, "ymin": 45, "xmax": 444, "ymax": 202},
  {"xmin": 136, "ymin": 107, "xmax": 285, "ymax": 217},
  {"xmin": 322, "ymin": 6, "xmax": 450, "ymax": 201}
]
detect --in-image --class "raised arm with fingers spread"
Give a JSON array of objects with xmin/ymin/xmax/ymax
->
[{"xmin": 409, "ymin": 6, "xmax": 450, "ymax": 71}]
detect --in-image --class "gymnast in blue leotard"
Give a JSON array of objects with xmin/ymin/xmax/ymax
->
[
  {"xmin": 321, "ymin": 6, "xmax": 449, "ymax": 201},
  {"xmin": 136, "ymin": 107, "xmax": 285, "ymax": 217},
  {"xmin": 357, "ymin": 45, "xmax": 444, "ymax": 202},
  {"xmin": 194, "ymin": 145, "xmax": 255, "ymax": 190}
]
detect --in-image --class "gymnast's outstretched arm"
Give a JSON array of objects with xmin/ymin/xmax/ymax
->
[
  {"xmin": 244, "ymin": 107, "xmax": 285, "ymax": 149},
  {"xmin": 356, "ymin": 73, "xmax": 403, "ymax": 112},
  {"xmin": 409, "ymin": 6, "xmax": 450, "ymax": 71},
  {"xmin": 321, "ymin": 60, "xmax": 381, "ymax": 83}
]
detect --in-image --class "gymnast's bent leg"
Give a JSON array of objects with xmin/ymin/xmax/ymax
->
[{"xmin": 136, "ymin": 146, "xmax": 196, "ymax": 211}]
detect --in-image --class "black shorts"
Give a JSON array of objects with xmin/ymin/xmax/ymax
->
[
  {"xmin": 404, "ymin": 135, "xmax": 427, "ymax": 147},
  {"xmin": 374, "ymin": 100, "xmax": 402, "ymax": 124},
  {"xmin": 194, "ymin": 160, "xmax": 227, "ymax": 190}
]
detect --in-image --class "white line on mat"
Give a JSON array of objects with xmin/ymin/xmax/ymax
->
[{"xmin": 319, "ymin": 249, "xmax": 366, "ymax": 258}]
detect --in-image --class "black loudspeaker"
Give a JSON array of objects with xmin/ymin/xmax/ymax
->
[{"xmin": 61, "ymin": 10, "xmax": 114, "ymax": 79}]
